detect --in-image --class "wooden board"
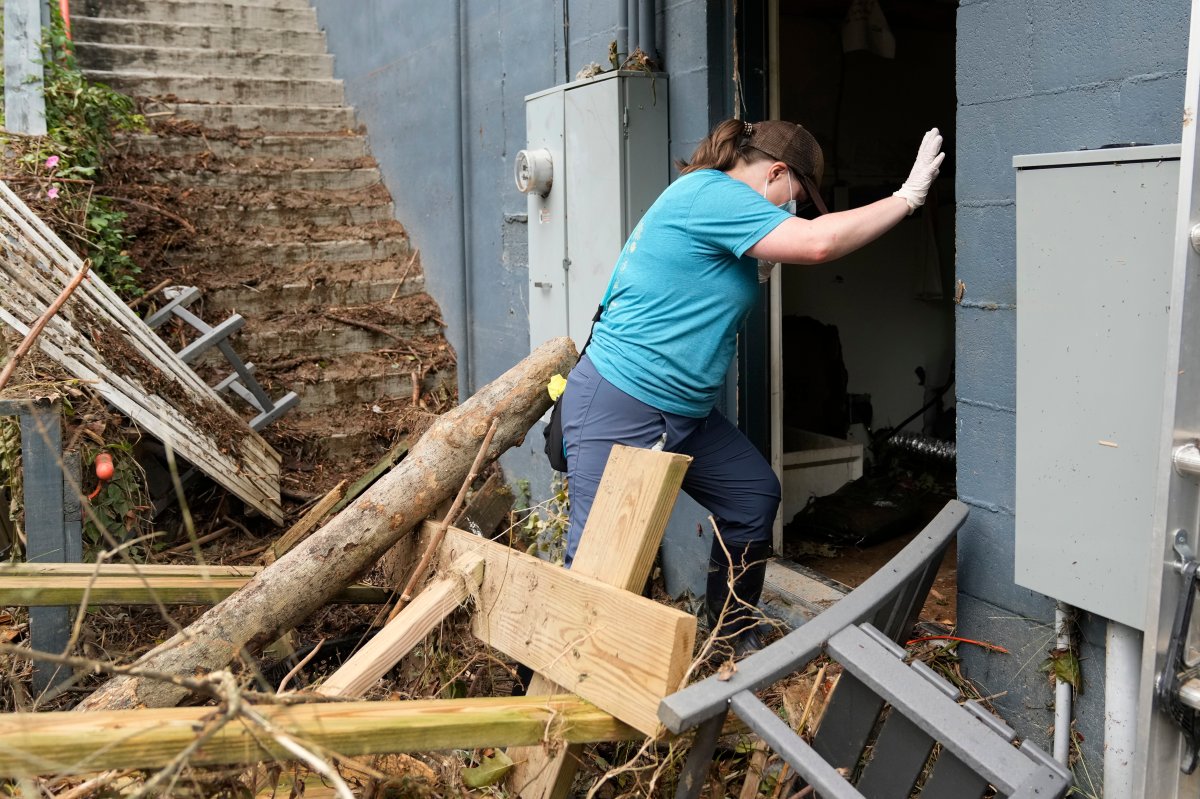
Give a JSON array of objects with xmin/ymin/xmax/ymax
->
[
  {"xmin": 0, "ymin": 695, "xmax": 641, "ymax": 778},
  {"xmin": 509, "ymin": 445, "xmax": 692, "ymax": 798},
  {"xmin": 0, "ymin": 180, "xmax": 282, "ymax": 521},
  {"xmin": 434, "ymin": 522, "xmax": 696, "ymax": 736},
  {"xmin": 0, "ymin": 563, "xmax": 387, "ymax": 605}
]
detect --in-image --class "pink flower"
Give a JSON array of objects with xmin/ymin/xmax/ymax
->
[
  {"xmin": 47, "ymin": 186, "xmax": 59, "ymax": 200},
  {"xmin": 44, "ymin": 155, "xmax": 59, "ymax": 169}
]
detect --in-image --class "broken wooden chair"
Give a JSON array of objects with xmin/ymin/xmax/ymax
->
[
  {"xmin": 659, "ymin": 499, "xmax": 1073, "ymax": 799},
  {"xmin": 145, "ymin": 286, "xmax": 298, "ymax": 431}
]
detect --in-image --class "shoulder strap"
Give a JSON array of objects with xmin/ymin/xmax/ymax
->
[{"xmin": 579, "ymin": 262, "xmax": 620, "ymax": 358}]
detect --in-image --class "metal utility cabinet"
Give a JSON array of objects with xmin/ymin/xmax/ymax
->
[
  {"xmin": 1014, "ymin": 145, "xmax": 1180, "ymax": 629},
  {"xmin": 517, "ymin": 71, "xmax": 670, "ymax": 349}
]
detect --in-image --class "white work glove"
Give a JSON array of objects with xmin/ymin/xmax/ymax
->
[{"xmin": 894, "ymin": 128, "xmax": 945, "ymax": 215}]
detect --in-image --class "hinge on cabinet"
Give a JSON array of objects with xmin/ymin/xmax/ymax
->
[{"xmin": 1155, "ymin": 529, "xmax": 1200, "ymax": 773}]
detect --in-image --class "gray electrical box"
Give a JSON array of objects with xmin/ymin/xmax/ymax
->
[
  {"xmin": 1014, "ymin": 145, "xmax": 1179, "ymax": 629},
  {"xmin": 518, "ymin": 71, "xmax": 670, "ymax": 350}
]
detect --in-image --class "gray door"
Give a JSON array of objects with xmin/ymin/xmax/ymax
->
[{"xmin": 1137, "ymin": 1, "xmax": 1200, "ymax": 794}]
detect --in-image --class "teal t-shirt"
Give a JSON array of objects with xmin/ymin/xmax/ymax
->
[{"xmin": 586, "ymin": 169, "xmax": 792, "ymax": 417}]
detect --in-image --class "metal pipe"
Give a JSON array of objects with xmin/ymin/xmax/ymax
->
[
  {"xmin": 452, "ymin": 0, "xmax": 473, "ymax": 396},
  {"xmin": 563, "ymin": 0, "xmax": 571, "ymax": 81},
  {"xmin": 638, "ymin": 0, "xmax": 654, "ymax": 61},
  {"xmin": 1104, "ymin": 620, "xmax": 1141, "ymax": 798},
  {"xmin": 627, "ymin": 0, "xmax": 639, "ymax": 60},
  {"xmin": 1053, "ymin": 602, "xmax": 1075, "ymax": 765},
  {"xmin": 617, "ymin": 0, "xmax": 628, "ymax": 67}
]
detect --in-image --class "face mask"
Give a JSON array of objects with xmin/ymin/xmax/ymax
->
[{"xmin": 764, "ymin": 170, "xmax": 797, "ymax": 215}]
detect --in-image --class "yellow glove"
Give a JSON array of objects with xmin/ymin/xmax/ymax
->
[{"xmin": 547, "ymin": 373, "xmax": 568, "ymax": 401}]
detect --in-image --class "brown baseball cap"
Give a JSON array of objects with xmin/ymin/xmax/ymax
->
[{"xmin": 746, "ymin": 120, "xmax": 828, "ymax": 214}]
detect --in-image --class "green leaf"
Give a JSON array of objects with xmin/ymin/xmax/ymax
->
[
  {"xmin": 1040, "ymin": 649, "xmax": 1082, "ymax": 693},
  {"xmin": 460, "ymin": 750, "xmax": 514, "ymax": 788}
]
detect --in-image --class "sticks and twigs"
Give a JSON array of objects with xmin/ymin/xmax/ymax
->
[
  {"xmin": 126, "ymin": 278, "xmax": 173, "ymax": 310},
  {"xmin": 323, "ymin": 312, "xmax": 403, "ymax": 343},
  {"xmin": 390, "ymin": 417, "xmax": 499, "ymax": 621},
  {"xmin": 0, "ymin": 259, "xmax": 91, "ymax": 393}
]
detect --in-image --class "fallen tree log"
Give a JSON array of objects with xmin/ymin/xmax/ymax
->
[{"xmin": 75, "ymin": 337, "xmax": 578, "ymax": 711}]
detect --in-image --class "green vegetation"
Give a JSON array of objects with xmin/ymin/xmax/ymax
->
[{"xmin": 0, "ymin": 7, "xmax": 145, "ymax": 297}]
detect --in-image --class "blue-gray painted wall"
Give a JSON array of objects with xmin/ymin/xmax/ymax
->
[
  {"xmin": 308, "ymin": 0, "xmax": 1192, "ymax": 783},
  {"xmin": 309, "ymin": 0, "xmax": 721, "ymax": 598},
  {"xmin": 956, "ymin": 0, "xmax": 1188, "ymax": 781}
]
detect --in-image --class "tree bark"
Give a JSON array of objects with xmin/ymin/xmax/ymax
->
[{"xmin": 76, "ymin": 337, "xmax": 577, "ymax": 711}]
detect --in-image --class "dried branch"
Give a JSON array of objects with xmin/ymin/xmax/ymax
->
[{"xmin": 391, "ymin": 417, "xmax": 499, "ymax": 618}]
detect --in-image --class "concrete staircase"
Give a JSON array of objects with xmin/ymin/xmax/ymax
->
[{"xmin": 73, "ymin": 0, "xmax": 456, "ymax": 485}]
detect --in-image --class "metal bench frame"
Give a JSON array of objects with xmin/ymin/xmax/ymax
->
[{"xmin": 659, "ymin": 500, "xmax": 1072, "ymax": 799}]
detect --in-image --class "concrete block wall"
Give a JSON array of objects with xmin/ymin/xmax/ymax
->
[{"xmin": 955, "ymin": 0, "xmax": 1188, "ymax": 779}]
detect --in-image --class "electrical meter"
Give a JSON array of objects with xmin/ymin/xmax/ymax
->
[{"xmin": 514, "ymin": 148, "xmax": 553, "ymax": 196}]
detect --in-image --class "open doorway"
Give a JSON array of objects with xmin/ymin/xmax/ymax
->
[{"xmin": 768, "ymin": 0, "xmax": 958, "ymax": 625}]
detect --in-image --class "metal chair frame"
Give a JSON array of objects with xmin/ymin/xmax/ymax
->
[{"xmin": 659, "ymin": 500, "xmax": 1072, "ymax": 799}]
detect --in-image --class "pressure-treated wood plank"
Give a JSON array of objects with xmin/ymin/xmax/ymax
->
[
  {"xmin": 434, "ymin": 521, "xmax": 696, "ymax": 736},
  {"xmin": 0, "ymin": 564, "xmax": 263, "ymax": 577},
  {"xmin": 0, "ymin": 696, "xmax": 642, "ymax": 778},
  {"xmin": 0, "ymin": 564, "xmax": 389, "ymax": 605},
  {"xmin": 570, "ymin": 445, "xmax": 693, "ymax": 589},
  {"xmin": 318, "ymin": 553, "xmax": 485, "ymax": 698},
  {"xmin": 510, "ymin": 445, "xmax": 692, "ymax": 799},
  {"xmin": 0, "ymin": 181, "xmax": 282, "ymax": 521}
]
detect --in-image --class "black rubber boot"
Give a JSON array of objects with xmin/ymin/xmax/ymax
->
[{"xmin": 705, "ymin": 538, "xmax": 771, "ymax": 659}]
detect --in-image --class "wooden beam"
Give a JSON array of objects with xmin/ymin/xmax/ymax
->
[
  {"xmin": 434, "ymin": 507, "xmax": 696, "ymax": 737},
  {"xmin": 0, "ymin": 564, "xmax": 388, "ymax": 605},
  {"xmin": 329, "ymin": 438, "xmax": 409, "ymax": 516},
  {"xmin": 0, "ymin": 564, "xmax": 262, "ymax": 577},
  {"xmin": 318, "ymin": 553, "xmax": 485, "ymax": 698},
  {"xmin": 509, "ymin": 445, "xmax": 692, "ymax": 799},
  {"xmin": 0, "ymin": 696, "xmax": 641, "ymax": 778},
  {"xmin": 262, "ymin": 480, "xmax": 348, "ymax": 565}
]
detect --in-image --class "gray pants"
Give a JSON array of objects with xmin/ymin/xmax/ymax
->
[{"xmin": 560, "ymin": 354, "xmax": 780, "ymax": 566}]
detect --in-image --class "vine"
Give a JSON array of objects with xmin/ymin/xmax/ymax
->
[{"xmin": 0, "ymin": 5, "xmax": 146, "ymax": 297}]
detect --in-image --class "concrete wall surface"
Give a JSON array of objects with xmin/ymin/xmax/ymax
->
[
  {"xmin": 309, "ymin": 0, "xmax": 721, "ymax": 597},
  {"xmin": 956, "ymin": 0, "xmax": 1188, "ymax": 782}
]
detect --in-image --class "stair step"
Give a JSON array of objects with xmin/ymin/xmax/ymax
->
[
  {"xmin": 234, "ymin": 320, "xmax": 445, "ymax": 362},
  {"xmin": 176, "ymin": 237, "xmax": 411, "ymax": 269},
  {"xmin": 85, "ymin": 70, "xmax": 344, "ymax": 106},
  {"xmin": 74, "ymin": 43, "xmax": 335, "ymax": 80},
  {"xmin": 151, "ymin": 103, "xmax": 358, "ymax": 133},
  {"xmin": 120, "ymin": 132, "xmax": 370, "ymax": 161},
  {"xmin": 272, "ymin": 421, "xmax": 389, "ymax": 462},
  {"xmin": 286, "ymin": 365, "xmax": 456, "ymax": 412},
  {"xmin": 204, "ymin": 200, "xmax": 395, "ymax": 229},
  {"xmin": 206, "ymin": 277, "xmax": 425, "ymax": 316},
  {"xmin": 78, "ymin": 0, "xmax": 319, "ymax": 29},
  {"xmin": 145, "ymin": 167, "xmax": 381, "ymax": 192},
  {"xmin": 72, "ymin": 16, "xmax": 327, "ymax": 52}
]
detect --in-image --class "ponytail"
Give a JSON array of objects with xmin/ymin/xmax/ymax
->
[{"xmin": 676, "ymin": 119, "xmax": 772, "ymax": 174}]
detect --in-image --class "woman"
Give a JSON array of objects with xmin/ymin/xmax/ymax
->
[{"xmin": 559, "ymin": 119, "xmax": 944, "ymax": 656}]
